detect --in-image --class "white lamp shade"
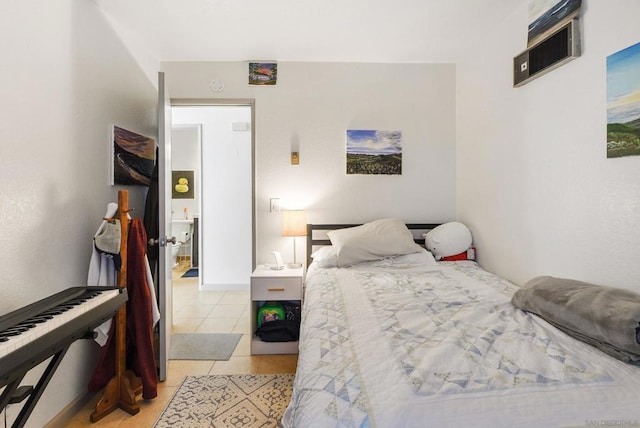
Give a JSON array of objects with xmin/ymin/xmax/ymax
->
[{"xmin": 282, "ymin": 210, "xmax": 307, "ymax": 237}]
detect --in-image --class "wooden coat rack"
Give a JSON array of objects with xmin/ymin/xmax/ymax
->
[{"xmin": 91, "ymin": 190, "xmax": 142, "ymax": 422}]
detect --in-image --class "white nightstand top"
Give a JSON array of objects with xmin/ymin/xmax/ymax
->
[{"xmin": 252, "ymin": 265, "xmax": 304, "ymax": 278}]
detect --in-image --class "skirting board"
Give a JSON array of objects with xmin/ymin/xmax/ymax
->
[{"xmin": 43, "ymin": 391, "xmax": 93, "ymax": 427}]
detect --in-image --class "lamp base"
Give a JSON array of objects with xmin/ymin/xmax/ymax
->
[{"xmin": 287, "ymin": 263, "xmax": 303, "ymax": 269}]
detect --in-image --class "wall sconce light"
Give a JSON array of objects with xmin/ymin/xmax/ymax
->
[
  {"xmin": 291, "ymin": 133, "xmax": 300, "ymax": 165},
  {"xmin": 281, "ymin": 210, "xmax": 307, "ymax": 268}
]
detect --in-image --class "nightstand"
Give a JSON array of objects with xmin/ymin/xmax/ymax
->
[{"xmin": 250, "ymin": 265, "xmax": 304, "ymax": 355}]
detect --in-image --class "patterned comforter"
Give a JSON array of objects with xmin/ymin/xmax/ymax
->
[{"xmin": 282, "ymin": 260, "xmax": 640, "ymax": 427}]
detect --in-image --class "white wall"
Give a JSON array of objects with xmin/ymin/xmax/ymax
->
[
  {"xmin": 173, "ymin": 106, "xmax": 253, "ymax": 288},
  {"xmin": 162, "ymin": 62, "xmax": 457, "ymax": 265},
  {"xmin": 0, "ymin": 1, "xmax": 157, "ymax": 425},
  {"xmin": 171, "ymin": 125, "xmax": 201, "ymax": 218},
  {"xmin": 457, "ymin": 0, "xmax": 640, "ymax": 291}
]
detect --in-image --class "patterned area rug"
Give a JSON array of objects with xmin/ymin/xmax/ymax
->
[{"xmin": 154, "ymin": 374, "xmax": 295, "ymax": 427}]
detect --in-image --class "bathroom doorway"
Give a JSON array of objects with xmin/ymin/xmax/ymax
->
[{"xmin": 171, "ymin": 102, "xmax": 255, "ymax": 294}]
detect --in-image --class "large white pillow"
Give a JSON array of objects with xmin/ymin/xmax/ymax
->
[
  {"xmin": 327, "ymin": 218, "xmax": 423, "ymax": 267},
  {"xmin": 424, "ymin": 222, "xmax": 472, "ymax": 260}
]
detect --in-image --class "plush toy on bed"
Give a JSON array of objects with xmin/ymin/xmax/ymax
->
[{"xmin": 424, "ymin": 222, "xmax": 474, "ymax": 261}]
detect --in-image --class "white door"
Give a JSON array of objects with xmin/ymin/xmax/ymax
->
[{"xmin": 157, "ymin": 71, "xmax": 173, "ymax": 381}]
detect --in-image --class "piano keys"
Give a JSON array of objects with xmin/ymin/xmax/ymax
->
[{"xmin": 0, "ymin": 286, "xmax": 127, "ymax": 427}]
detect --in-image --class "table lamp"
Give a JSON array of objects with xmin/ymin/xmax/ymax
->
[{"xmin": 281, "ymin": 210, "xmax": 307, "ymax": 268}]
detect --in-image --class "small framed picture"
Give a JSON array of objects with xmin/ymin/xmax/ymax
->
[
  {"xmin": 172, "ymin": 170, "xmax": 195, "ymax": 199},
  {"xmin": 249, "ymin": 62, "xmax": 277, "ymax": 86}
]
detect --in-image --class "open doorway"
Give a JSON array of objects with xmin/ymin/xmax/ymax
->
[{"xmin": 169, "ymin": 103, "xmax": 255, "ymax": 323}]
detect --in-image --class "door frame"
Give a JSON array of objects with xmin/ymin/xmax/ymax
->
[{"xmin": 170, "ymin": 98, "xmax": 257, "ymax": 275}]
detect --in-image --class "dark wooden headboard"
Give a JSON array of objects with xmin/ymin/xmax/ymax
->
[{"xmin": 306, "ymin": 223, "xmax": 441, "ymax": 267}]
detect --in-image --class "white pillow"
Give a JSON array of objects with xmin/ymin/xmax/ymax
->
[
  {"xmin": 310, "ymin": 246, "xmax": 338, "ymax": 268},
  {"xmin": 327, "ymin": 218, "xmax": 423, "ymax": 267},
  {"xmin": 424, "ymin": 222, "xmax": 472, "ymax": 260}
]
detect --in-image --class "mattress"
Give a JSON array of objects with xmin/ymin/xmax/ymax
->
[{"xmin": 282, "ymin": 259, "xmax": 640, "ymax": 427}]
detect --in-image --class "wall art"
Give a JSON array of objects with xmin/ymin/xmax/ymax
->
[
  {"xmin": 528, "ymin": 0, "xmax": 581, "ymax": 47},
  {"xmin": 607, "ymin": 41, "xmax": 640, "ymax": 158},
  {"xmin": 346, "ymin": 130, "xmax": 402, "ymax": 175},
  {"xmin": 172, "ymin": 170, "xmax": 195, "ymax": 199},
  {"xmin": 111, "ymin": 125, "xmax": 155, "ymax": 186},
  {"xmin": 249, "ymin": 62, "xmax": 277, "ymax": 86}
]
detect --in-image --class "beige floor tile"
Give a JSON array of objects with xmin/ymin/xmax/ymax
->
[
  {"xmin": 257, "ymin": 354, "xmax": 299, "ymax": 374},
  {"xmin": 194, "ymin": 317, "xmax": 238, "ymax": 333},
  {"xmin": 240, "ymin": 306, "xmax": 252, "ymax": 318},
  {"xmin": 165, "ymin": 360, "xmax": 215, "ymax": 387},
  {"xmin": 194, "ymin": 291, "xmax": 226, "ymax": 304},
  {"xmin": 171, "ymin": 317, "xmax": 204, "ymax": 333},
  {"xmin": 232, "ymin": 334, "xmax": 251, "ymax": 357},
  {"xmin": 208, "ymin": 356, "xmax": 261, "ymax": 374},
  {"xmin": 208, "ymin": 303, "xmax": 248, "ymax": 318},
  {"xmin": 174, "ymin": 303, "xmax": 215, "ymax": 318},
  {"xmin": 219, "ymin": 291, "xmax": 250, "ymax": 305},
  {"xmin": 173, "ymin": 288, "xmax": 198, "ymax": 295},
  {"xmin": 232, "ymin": 316, "xmax": 251, "ymax": 334}
]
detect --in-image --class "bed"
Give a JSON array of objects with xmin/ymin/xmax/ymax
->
[{"xmin": 282, "ymin": 220, "xmax": 640, "ymax": 427}]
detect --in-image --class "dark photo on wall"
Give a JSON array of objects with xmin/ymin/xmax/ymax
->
[{"xmin": 111, "ymin": 125, "xmax": 155, "ymax": 186}]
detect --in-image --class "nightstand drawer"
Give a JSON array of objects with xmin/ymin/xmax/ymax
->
[{"xmin": 251, "ymin": 277, "xmax": 301, "ymax": 300}]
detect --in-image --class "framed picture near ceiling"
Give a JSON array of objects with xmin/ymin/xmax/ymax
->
[
  {"xmin": 527, "ymin": 0, "xmax": 581, "ymax": 47},
  {"xmin": 346, "ymin": 130, "xmax": 402, "ymax": 175},
  {"xmin": 248, "ymin": 62, "xmax": 277, "ymax": 86},
  {"xmin": 111, "ymin": 125, "xmax": 155, "ymax": 186},
  {"xmin": 607, "ymin": 41, "xmax": 640, "ymax": 159},
  {"xmin": 172, "ymin": 170, "xmax": 195, "ymax": 199}
]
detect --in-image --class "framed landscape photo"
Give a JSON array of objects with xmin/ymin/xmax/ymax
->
[
  {"xmin": 346, "ymin": 130, "xmax": 402, "ymax": 175},
  {"xmin": 607, "ymin": 41, "xmax": 640, "ymax": 158}
]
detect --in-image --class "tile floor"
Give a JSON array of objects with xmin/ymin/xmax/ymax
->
[{"xmin": 64, "ymin": 262, "xmax": 298, "ymax": 427}]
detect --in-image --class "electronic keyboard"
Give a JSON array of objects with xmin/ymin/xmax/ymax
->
[{"xmin": 0, "ymin": 286, "xmax": 127, "ymax": 427}]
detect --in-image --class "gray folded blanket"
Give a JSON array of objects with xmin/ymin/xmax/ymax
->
[{"xmin": 511, "ymin": 276, "xmax": 640, "ymax": 365}]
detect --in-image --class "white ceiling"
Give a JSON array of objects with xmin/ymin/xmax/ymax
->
[{"xmin": 94, "ymin": 0, "xmax": 523, "ymax": 63}]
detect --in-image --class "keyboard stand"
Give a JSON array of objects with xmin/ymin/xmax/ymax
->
[{"xmin": 0, "ymin": 346, "xmax": 68, "ymax": 428}]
